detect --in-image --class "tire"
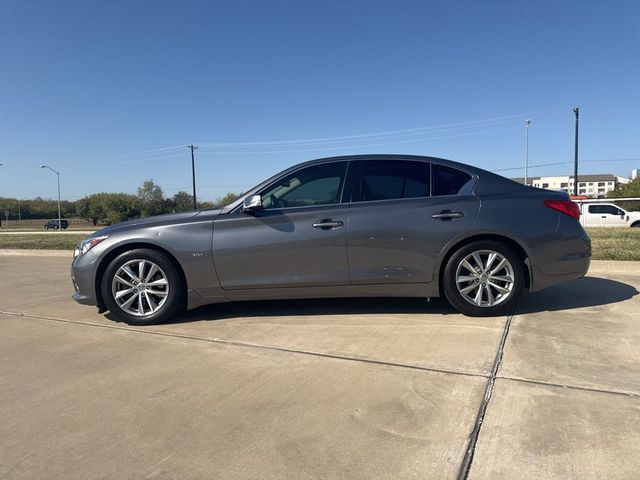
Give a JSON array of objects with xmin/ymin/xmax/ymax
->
[
  {"xmin": 101, "ymin": 248, "xmax": 186, "ymax": 325},
  {"xmin": 442, "ymin": 240, "xmax": 525, "ymax": 317},
  {"xmin": 631, "ymin": 222, "xmax": 640, "ymax": 228}
]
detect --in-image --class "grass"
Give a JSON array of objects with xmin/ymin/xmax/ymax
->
[
  {"xmin": 0, "ymin": 233, "xmax": 86, "ymax": 250},
  {"xmin": 585, "ymin": 228, "xmax": 640, "ymax": 261},
  {"xmin": 1, "ymin": 228, "xmax": 638, "ymax": 261}
]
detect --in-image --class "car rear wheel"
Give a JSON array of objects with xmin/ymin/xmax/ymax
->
[
  {"xmin": 101, "ymin": 248, "xmax": 186, "ymax": 325},
  {"xmin": 443, "ymin": 241, "xmax": 524, "ymax": 317}
]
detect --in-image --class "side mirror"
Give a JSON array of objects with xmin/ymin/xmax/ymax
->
[{"xmin": 242, "ymin": 195, "xmax": 262, "ymax": 213}]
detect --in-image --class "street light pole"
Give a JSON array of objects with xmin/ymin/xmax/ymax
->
[
  {"xmin": 524, "ymin": 119, "xmax": 531, "ymax": 185},
  {"xmin": 188, "ymin": 145, "xmax": 198, "ymax": 210},
  {"xmin": 40, "ymin": 165, "xmax": 62, "ymax": 230}
]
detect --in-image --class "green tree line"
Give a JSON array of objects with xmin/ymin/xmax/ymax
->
[
  {"xmin": 0, "ymin": 180, "xmax": 240, "ymax": 226},
  {"xmin": 607, "ymin": 176, "xmax": 640, "ymax": 211}
]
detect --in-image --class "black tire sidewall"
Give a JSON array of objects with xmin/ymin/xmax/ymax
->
[
  {"xmin": 101, "ymin": 248, "xmax": 185, "ymax": 325},
  {"xmin": 443, "ymin": 240, "xmax": 524, "ymax": 317}
]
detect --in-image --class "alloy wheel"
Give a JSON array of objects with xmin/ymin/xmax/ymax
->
[
  {"xmin": 455, "ymin": 250, "xmax": 515, "ymax": 307},
  {"xmin": 111, "ymin": 259, "xmax": 169, "ymax": 316}
]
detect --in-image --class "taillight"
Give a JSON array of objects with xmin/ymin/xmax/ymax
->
[{"xmin": 544, "ymin": 200, "xmax": 581, "ymax": 220}]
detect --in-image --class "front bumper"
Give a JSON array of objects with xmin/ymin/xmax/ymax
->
[{"xmin": 70, "ymin": 250, "xmax": 100, "ymax": 306}]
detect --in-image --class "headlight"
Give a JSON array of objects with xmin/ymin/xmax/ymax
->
[{"xmin": 74, "ymin": 235, "xmax": 109, "ymax": 258}]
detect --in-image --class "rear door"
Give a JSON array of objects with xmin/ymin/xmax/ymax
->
[
  {"xmin": 346, "ymin": 160, "xmax": 480, "ymax": 284},
  {"xmin": 212, "ymin": 161, "xmax": 352, "ymax": 289},
  {"xmin": 584, "ymin": 204, "xmax": 602, "ymax": 227}
]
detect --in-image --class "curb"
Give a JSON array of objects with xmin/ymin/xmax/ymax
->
[
  {"xmin": 0, "ymin": 249, "xmax": 73, "ymax": 257},
  {"xmin": 0, "ymin": 231, "xmax": 94, "ymax": 235},
  {"xmin": 589, "ymin": 260, "xmax": 640, "ymax": 274}
]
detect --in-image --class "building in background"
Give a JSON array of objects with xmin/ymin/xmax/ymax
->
[
  {"xmin": 511, "ymin": 173, "xmax": 631, "ymax": 198},
  {"xmin": 632, "ymin": 168, "xmax": 639, "ymax": 180}
]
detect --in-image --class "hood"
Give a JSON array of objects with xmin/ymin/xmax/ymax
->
[{"xmin": 87, "ymin": 210, "xmax": 221, "ymax": 238}]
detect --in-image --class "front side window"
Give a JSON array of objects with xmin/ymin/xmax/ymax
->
[
  {"xmin": 260, "ymin": 162, "xmax": 347, "ymax": 209},
  {"xmin": 432, "ymin": 164, "xmax": 473, "ymax": 196},
  {"xmin": 358, "ymin": 160, "xmax": 430, "ymax": 201},
  {"xmin": 602, "ymin": 205, "xmax": 622, "ymax": 215}
]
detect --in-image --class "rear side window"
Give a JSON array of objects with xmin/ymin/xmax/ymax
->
[
  {"xmin": 432, "ymin": 164, "xmax": 472, "ymax": 196},
  {"xmin": 359, "ymin": 160, "xmax": 430, "ymax": 201}
]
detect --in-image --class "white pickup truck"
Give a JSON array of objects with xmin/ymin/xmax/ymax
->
[{"xmin": 578, "ymin": 202, "xmax": 640, "ymax": 228}]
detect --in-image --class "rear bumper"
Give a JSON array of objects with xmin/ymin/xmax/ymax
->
[{"xmin": 530, "ymin": 218, "xmax": 591, "ymax": 292}]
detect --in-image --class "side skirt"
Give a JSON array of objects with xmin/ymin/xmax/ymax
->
[{"xmin": 188, "ymin": 282, "xmax": 438, "ymax": 310}]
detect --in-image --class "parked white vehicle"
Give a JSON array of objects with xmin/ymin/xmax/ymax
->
[{"xmin": 578, "ymin": 202, "xmax": 640, "ymax": 228}]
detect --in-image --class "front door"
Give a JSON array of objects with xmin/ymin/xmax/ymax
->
[
  {"xmin": 212, "ymin": 161, "xmax": 351, "ymax": 289},
  {"xmin": 587, "ymin": 204, "xmax": 626, "ymax": 227}
]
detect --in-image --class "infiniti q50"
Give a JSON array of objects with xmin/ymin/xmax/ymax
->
[{"xmin": 71, "ymin": 155, "xmax": 591, "ymax": 324}]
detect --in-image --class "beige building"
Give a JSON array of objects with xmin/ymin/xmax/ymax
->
[{"xmin": 511, "ymin": 174, "xmax": 631, "ymax": 198}]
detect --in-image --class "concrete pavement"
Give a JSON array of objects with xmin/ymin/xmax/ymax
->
[{"xmin": 0, "ymin": 255, "xmax": 639, "ymax": 479}]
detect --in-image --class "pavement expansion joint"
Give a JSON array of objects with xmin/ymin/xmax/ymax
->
[
  {"xmin": 457, "ymin": 309, "xmax": 514, "ymax": 480},
  {"xmin": 497, "ymin": 375, "xmax": 639, "ymax": 399},
  {"xmin": 0, "ymin": 309, "xmax": 487, "ymax": 380}
]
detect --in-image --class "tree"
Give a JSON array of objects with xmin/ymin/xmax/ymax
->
[
  {"xmin": 137, "ymin": 179, "xmax": 167, "ymax": 217},
  {"xmin": 76, "ymin": 193, "xmax": 140, "ymax": 225},
  {"xmin": 171, "ymin": 191, "xmax": 194, "ymax": 212},
  {"xmin": 214, "ymin": 192, "xmax": 241, "ymax": 208},
  {"xmin": 607, "ymin": 178, "xmax": 640, "ymax": 212}
]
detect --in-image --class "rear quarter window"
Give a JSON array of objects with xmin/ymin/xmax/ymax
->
[{"xmin": 432, "ymin": 164, "xmax": 473, "ymax": 196}]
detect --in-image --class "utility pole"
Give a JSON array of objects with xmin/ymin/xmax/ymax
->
[
  {"xmin": 524, "ymin": 119, "xmax": 531, "ymax": 185},
  {"xmin": 188, "ymin": 144, "xmax": 198, "ymax": 210},
  {"xmin": 573, "ymin": 107, "xmax": 579, "ymax": 196},
  {"xmin": 40, "ymin": 165, "xmax": 62, "ymax": 230}
]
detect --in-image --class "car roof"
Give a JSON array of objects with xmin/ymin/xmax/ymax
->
[{"xmin": 219, "ymin": 154, "xmax": 526, "ymax": 213}]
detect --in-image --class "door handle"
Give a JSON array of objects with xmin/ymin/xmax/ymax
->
[
  {"xmin": 432, "ymin": 210, "xmax": 464, "ymax": 220},
  {"xmin": 312, "ymin": 219, "xmax": 344, "ymax": 229}
]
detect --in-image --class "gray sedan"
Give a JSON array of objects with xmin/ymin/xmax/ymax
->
[{"xmin": 71, "ymin": 155, "xmax": 591, "ymax": 324}]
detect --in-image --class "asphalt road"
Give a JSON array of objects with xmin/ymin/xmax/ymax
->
[{"xmin": 1, "ymin": 255, "xmax": 639, "ymax": 479}]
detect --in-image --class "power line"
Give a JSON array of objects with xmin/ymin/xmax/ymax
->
[
  {"xmin": 494, "ymin": 158, "xmax": 640, "ymax": 173},
  {"xmin": 196, "ymin": 126, "xmax": 523, "ymax": 155},
  {"xmin": 195, "ymin": 108, "xmax": 565, "ymax": 148},
  {"xmin": 116, "ymin": 145, "xmax": 187, "ymax": 158}
]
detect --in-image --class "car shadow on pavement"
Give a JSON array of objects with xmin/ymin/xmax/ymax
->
[
  {"xmin": 112, "ymin": 276, "xmax": 637, "ymax": 325},
  {"xmin": 515, "ymin": 276, "xmax": 638, "ymax": 314},
  {"xmin": 168, "ymin": 296, "xmax": 457, "ymax": 324}
]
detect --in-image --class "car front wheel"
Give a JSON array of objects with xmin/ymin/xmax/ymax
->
[
  {"xmin": 101, "ymin": 248, "xmax": 186, "ymax": 325},
  {"xmin": 443, "ymin": 241, "xmax": 524, "ymax": 317}
]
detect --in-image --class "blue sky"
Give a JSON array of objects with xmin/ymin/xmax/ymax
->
[{"xmin": 1, "ymin": 0, "xmax": 639, "ymax": 201}]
